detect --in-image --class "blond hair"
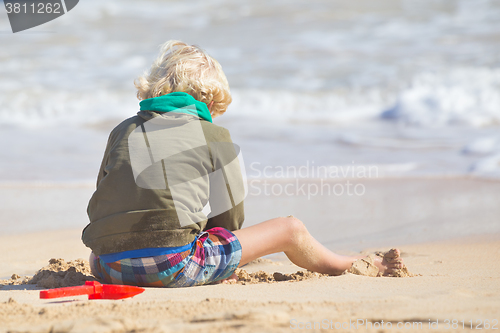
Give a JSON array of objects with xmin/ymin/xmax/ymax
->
[{"xmin": 134, "ymin": 40, "xmax": 232, "ymax": 117}]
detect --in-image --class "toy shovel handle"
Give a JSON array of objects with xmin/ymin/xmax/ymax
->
[
  {"xmin": 40, "ymin": 281, "xmax": 103, "ymax": 299},
  {"xmin": 40, "ymin": 285, "xmax": 95, "ymax": 299},
  {"xmin": 39, "ymin": 281, "xmax": 144, "ymax": 300}
]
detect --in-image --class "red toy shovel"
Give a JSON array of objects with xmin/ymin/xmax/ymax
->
[{"xmin": 40, "ymin": 281, "xmax": 145, "ymax": 300}]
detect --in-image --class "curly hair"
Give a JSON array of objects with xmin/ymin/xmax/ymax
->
[{"xmin": 134, "ymin": 40, "xmax": 232, "ymax": 117}]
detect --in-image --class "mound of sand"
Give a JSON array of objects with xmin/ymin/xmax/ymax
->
[
  {"xmin": 0, "ymin": 258, "xmax": 95, "ymax": 288},
  {"xmin": 30, "ymin": 258, "xmax": 96, "ymax": 288},
  {"xmin": 234, "ymin": 269, "xmax": 328, "ymax": 284}
]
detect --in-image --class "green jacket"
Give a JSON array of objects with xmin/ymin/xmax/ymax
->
[{"xmin": 82, "ymin": 109, "xmax": 245, "ymax": 256}]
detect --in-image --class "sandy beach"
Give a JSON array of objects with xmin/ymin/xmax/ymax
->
[
  {"xmin": 1, "ymin": 216, "xmax": 499, "ymax": 332},
  {"xmin": 1, "ymin": 177, "xmax": 500, "ymax": 332}
]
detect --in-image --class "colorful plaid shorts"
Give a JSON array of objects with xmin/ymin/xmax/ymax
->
[{"xmin": 92, "ymin": 227, "xmax": 242, "ymax": 288}]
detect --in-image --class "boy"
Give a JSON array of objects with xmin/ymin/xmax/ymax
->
[{"xmin": 82, "ymin": 40, "xmax": 404, "ymax": 287}]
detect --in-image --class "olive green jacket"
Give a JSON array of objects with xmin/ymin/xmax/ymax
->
[{"xmin": 82, "ymin": 110, "xmax": 245, "ymax": 256}]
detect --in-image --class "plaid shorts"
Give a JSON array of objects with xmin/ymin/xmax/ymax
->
[{"xmin": 92, "ymin": 227, "xmax": 242, "ymax": 288}]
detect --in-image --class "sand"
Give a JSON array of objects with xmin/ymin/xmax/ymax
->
[
  {"xmin": 0, "ymin": 259, "xmax": 329, "ymax": 288},
  {"xmin": 1, "ymin": 258, "xmax": 95, "ymax": 288},
  {"xmin": 1, "ymin": 229, "xmax": 499, "ymax": 332}
]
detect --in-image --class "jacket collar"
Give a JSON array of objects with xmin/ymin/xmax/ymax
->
[{"xmin": 139, "ymin": 92, "xmax": 212, "ymax": 123}]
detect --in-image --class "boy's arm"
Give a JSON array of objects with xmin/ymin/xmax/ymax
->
[
  {"xmin": 204, "ymin": 128, "xmax": 245, "ymax": 232},
  {"xmin": 205, "ymin": 200, "xmax": 244, "ymax": 231}
]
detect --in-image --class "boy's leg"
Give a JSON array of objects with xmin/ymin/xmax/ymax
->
[{"xmin": 233, "ymin": 216, "xmax": 403, "ymax": 276}]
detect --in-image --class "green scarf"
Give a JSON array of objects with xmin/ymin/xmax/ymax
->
[{"xmin": 139, "ymin": 92, "xmax": 212, "ymax": 123}]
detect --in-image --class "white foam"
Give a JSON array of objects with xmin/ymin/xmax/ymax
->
[
  {"xmin": 0, "ymin": 89, "xmax": 136, "ymax": 128},
  {"xmin": 2, "ymin": 67, "xmax": 500, "ymax": 130},
  {"xmin": 228, "ymin": 89, "xmax": 386, "ymax": 124},
  {"xmin": 382, "ymin": 68, "xmax": 500, "ymax": 127},
  {"xmin": 462, "ymin": 137, "xmax": 500, "ymax": 156},
  {"xmin": 469, "ymin": 154, "xmax": 500, "ymax": 177},
  {"xmin": 463, "ymin": 136, "xmax": 500, "ymax": 177}
]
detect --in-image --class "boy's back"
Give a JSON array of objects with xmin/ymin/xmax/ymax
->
[{"xmin": 83, "ymin": 109, "xmax": 244, "ymax": 256}]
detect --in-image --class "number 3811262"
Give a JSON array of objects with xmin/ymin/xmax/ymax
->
[
  {"xmin": 5, "ymin": 2, "xmax": 62, "ymax": 14},
  {"xmin": 443, "ymin": 319, "xmax": 498, "ymax": 330}
]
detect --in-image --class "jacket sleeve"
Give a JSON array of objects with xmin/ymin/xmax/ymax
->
[
  {"xmin": 205, "ymin": 201, "xmax": 244, "ymax": 232},
  {"xmin": 204, "ymin": 127, "xmax": 245, "ymax": 232}
]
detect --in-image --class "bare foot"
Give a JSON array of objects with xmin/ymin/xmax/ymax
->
[
  {"xmin": 346, "ymin": 248, "xmax": 411, "ymax": 277},
  {"xmin": 372, "ymin": 248, "xmax": 405, "ymax": 276},
  {"xmin": 211, "ymin": 272, "xmax": 239, "ymax": 284}
]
